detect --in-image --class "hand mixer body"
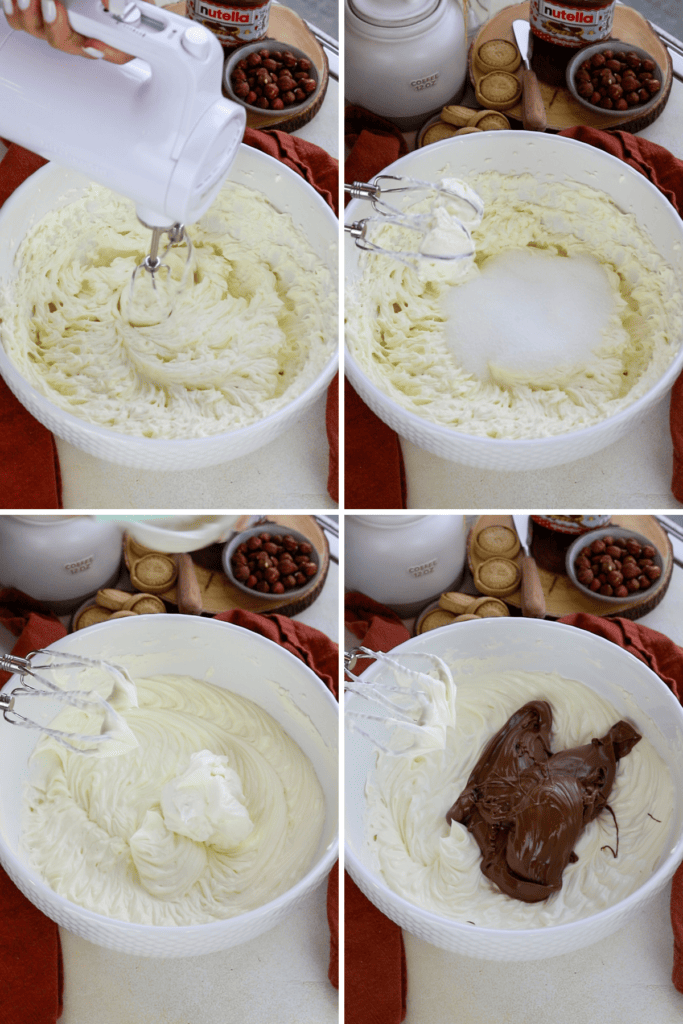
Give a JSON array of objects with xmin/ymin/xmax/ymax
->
[{"xmin": 0, "ymin": 0, "xmax": 246, "ymax": 228}]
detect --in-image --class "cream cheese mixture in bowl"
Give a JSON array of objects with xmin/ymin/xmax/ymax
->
[
  {"xmin": 0, "ymin": 146, "xmax": 338, "ymax": 470},
  {"xmin": 345, "ymin": 133, "xmax": 683, "ymax": 470},
  {"xmin": 345, "ymin": 618, "xmax": 683, "ymax": 959},
  {"xmin": 0, "ymin": 615, "xmax": 338, "ymax": 956}
]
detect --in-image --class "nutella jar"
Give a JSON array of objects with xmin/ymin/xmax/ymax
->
[
  {"xmin": 530, "ymin": 515, "xmax": 611, "ymax": 574},
  {"xmin": 529, "ymin": 0, "xmax": 616, "ymax": 85},
  {"xmin": 188, "ymin": 0, "xmax": 272, "ymax": 50}
]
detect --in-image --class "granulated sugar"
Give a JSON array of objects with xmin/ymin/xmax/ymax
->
[{"xmin": 440, "ymin": 247, "xmax": 618, "ymax": 385}]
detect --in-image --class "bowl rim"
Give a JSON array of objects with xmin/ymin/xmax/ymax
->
[
  {"xmin": 222, "ymin": 523, "xmax": 321, "ymax": 600},
  {"xmin": 0, "ymin": 152, "xmax": 338, "ymax": 459},
  {"xmin": 223, "ymin": 39, "xmax": 321, "ymax": 117},
  {"xmin": 0, "ymin": 616, "xmax": 339, "ymax": 941},
  {"xmin": 564, "ymin": 525, "xmax": 665, "ymax": 605},
  {"xmin": 345, "ymin": 131, "xmax": 683, "ymax": 455},
  {"xmin": 565, "ymin": 40, "xmax": 664, "ymax": 118},
  {"xmin": 345, "ymin": 617, "xmax": 683, "ymax": 944}
]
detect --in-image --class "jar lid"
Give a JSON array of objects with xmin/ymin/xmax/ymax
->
[{"xmin": 348, "ymin": 0, "xmax": 440, "ymax": 28}]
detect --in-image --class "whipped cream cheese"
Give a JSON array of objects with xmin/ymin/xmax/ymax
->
[
  {"xmin": 22, "ymin": 673, "xmax": 325, "ymax": 925},
  {"xmin": 362, "ymin": 668, "xmax": 673, "ymax": 928},
  {"xmin": 0, "ymin": 180, "xmax": 336, "ymax": 439},
  {"xmin": 347, "ymin": 171, "xmax": 683, "ymax": 439}
]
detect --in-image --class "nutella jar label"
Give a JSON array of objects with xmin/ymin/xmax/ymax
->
[
  {"xmin": 189, "ymin": 0, "xmax": 272, "ymax": 48},
  {"xmin": 530, "ymin": 0, "xmax": 615, "ymax": 48}
]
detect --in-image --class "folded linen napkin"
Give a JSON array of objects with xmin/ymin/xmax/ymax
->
[
  {"xmin": 344, "ymin": 591, "xmax": 683, "ymax": 1015},
  {"xmin": 0, "ymin": 128, "xmax": 339, "ymax": 508},
  {"xmin": 0, "ymin": 595, "xmax": 339, "ymax": 1020},
  {"xmin": 0, "ymin": 590, "xmax": 66, "ymax": 1024},
  {"xmin": 343, "ymin": 116, "xmax": 683, "ymax": 508},
  {"xmin": 344, "ymin": 591, "xmax": 410, "ymax": 1024},
  {"xmin": 344, "ymin": 107, "xmax": 409, "ymax": 509}
]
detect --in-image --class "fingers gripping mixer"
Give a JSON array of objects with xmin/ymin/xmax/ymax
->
[{"xmin": 0, "ymin": 0, "xmax": 246, "ymax": 287}]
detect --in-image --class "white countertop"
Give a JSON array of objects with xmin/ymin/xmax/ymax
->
[
  {"xmin": 375, "ymin": 66, "xmax": 683, "ymax": 509},
  {"xmin": 344, "ymin": 514, "xmax": 683, "ymax": 1024},
  {"xmin": 0, "ymin": 517, "xmax": 339, "ymax": 1024}
]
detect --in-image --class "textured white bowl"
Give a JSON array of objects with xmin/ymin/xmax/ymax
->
[
  {"xmin": 0, "ymin": 147, "xmax": 338, "ymax": 470},
  {"xmin": 0, "ymin": 615, "xmax": 338, "ymax": 957},
  {"xmin": 345, "ymin": 132, "xmax": 683, "ymax": 470},
  {"xmin": 345, "ymin": 617, "xmax": 683, "ymax": 959}
]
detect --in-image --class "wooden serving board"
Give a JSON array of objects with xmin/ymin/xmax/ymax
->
[
  {"xmin": 469, "ymin": 3, "xmax": 673, "ymax": 133},
  {"xmin": 123, "ymin": 515, "xmax": 329, "ymax": 616},
  {"xmin": 468, "ymin": 515, "xmax": 672, "ymax": 620},
  {"xmin": 169, "ymin": 2, "xmax": 329, "ymax": 132}
]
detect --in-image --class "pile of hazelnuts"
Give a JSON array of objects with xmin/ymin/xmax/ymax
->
[
  {"xmin": 573, "ymin": 534, "xmax": 661, "ymax": 598},
  {"xmin": 230, "ymin": 49, "xmax": 317, "ymax": 111},
  {"xmin": 231, "ymin": 531, "xmax": 318, "ymax": 594},
  {"xmin": 574, "ymin": 48, "xmax": 660, "ymax": 110}
]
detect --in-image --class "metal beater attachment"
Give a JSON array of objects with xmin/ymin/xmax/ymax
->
[
  {"xmin": 0, "ymin": 649, "xmax": 138, "ymax": 756},
  {"xmin": 122, "ymin": 221, "xmax": 195, "ymax": 325},
  {"xmin": 344, "ymin": 646, "xmax": 456, "ymax": 754},
  {"xmin": 345, "ymin": 175, "xmax": 484, "ymax": 266},
  {"xmin": 132, "ymin": 222, "xmax": 194, "ymax": 292}
]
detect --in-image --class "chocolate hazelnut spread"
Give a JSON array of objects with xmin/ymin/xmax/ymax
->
[{"xmin": 446, "ymin": 701, "xmax": 641, "ymax": 903}]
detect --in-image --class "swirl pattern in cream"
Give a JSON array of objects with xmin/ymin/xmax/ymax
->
[
  {"xmin": 22, "ymin": 674, "xmax": 325, "ymax": 925},
  {"xmin": 364, "ymin": 670, "xmax": 673, "ymax": 928},
  {"xmin": 347, "ymin": 172, "xmax": 683, "ymax": 439},
  {"xmin": 1, "ymin": 181, "xmax": 336, "ymax": 439}
]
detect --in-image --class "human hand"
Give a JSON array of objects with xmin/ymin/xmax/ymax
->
[{"xmin": 3, "ymin": 0, "xmax": 132, "ymax": 63}]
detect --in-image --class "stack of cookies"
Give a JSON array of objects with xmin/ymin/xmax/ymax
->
[
  {"xmin": 73, "ymin": 538, "xmax": 180, "ymax": 631},
  {"xmin": 471, "ymin": 523, "xmax": 522, "ymax": 598}
]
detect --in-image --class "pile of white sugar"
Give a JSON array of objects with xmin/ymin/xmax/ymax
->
[{"xmin": 346, "ymin": 171, "xmax": 683, "ymax": 440}]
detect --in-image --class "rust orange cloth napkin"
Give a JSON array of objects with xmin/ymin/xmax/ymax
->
[
  {"xmin": 0, "ymin": 130, "xmax": 339, "ymax": 509},
  {"xmin": 0, "ymin": 590, "xmax": 66, "ymax": 1024},
  {"xmin": 344, "ymin": 108, "xmax": 408, "ymax": 509},
  {"xmin": 344, "ymin": 118, "xmax": 683, "ymax": 508},
  {"xmin": 344, "ymin": 592, "xmax": 409, "ymax": 1024}
]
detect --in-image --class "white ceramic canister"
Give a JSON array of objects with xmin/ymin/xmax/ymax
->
[
  {"xmin": 345, "ymin": 0, "xmax": 467, "ymax": 131},
  {"xmin": 0, "ymin": 515, "xmax": 123, "ymax": 613},
  {"xmin": 345, "ymin": 514, "xmax": 467, "ymax": 616}
]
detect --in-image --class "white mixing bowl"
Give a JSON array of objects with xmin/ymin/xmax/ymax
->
[
  {"xmin": 0, "ymin": 615, "xmax": 338, "ymax": 957},
  {"xmin": 345, "ymin": 132, "xmax": 683, "ymax": 470},
  {"xmin": 0, "ymin": 146, "xmax": 338, "ymax": 470},
  {"xmin": 345, "ymin": 617, "xmax": 683, "ymax": 959}
]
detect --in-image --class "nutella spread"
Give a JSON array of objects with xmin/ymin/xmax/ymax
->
[
  {"xmin": 446, "ymin": 700, "xmax": 641, "ymax": 903},
  {"xmin": 363, "ymin": 668, "xmax": 673, "ymax": 928}
]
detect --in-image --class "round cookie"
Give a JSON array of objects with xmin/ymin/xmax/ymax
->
[
  {"xmin": 129, "ymin": 553, "xmax": 178, "ymax": 594},
  {"xmin": 470, "ymin": 596, "xmax": 510, "ymax": 617},
  {"xmin": 74, "ymin": 605, "xmax": 111, "ymax": 630},
  {"xmin": 474, "ymin": 557, "xmax": 521, "ymax": 597},
  {"xmin": 123, "ymin": 593, "xmax": 166, "ymax": 614},
  {"xmin": 472, "ymin": 524, "xmax": 520, "ymax": 561},
  {"xmin": 419, "ymin": 609, "xmax": 458, "ymax": 633},
  {"xmin": 439, "ymin": 591, "xmax": 476, "ymax": 615},
  {"xmin": 474, "ymin": 38, "xmax": 521, "ymax": 74},
  {"xmin": 95, "ymin": 588, "xmax": 131, "ymax": 611},
  {"xmin": 475, "ymin": 71, "xmax": 522, "ymax": 111}
]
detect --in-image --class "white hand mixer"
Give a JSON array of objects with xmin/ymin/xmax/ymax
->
[{"xmin": 0, "ymin": 0, "xmax": 246, "ymax": 297}]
